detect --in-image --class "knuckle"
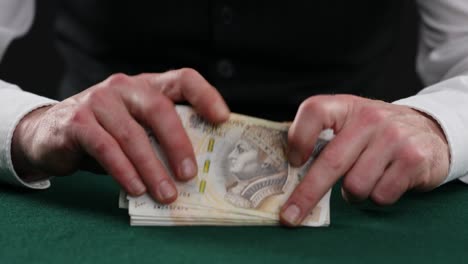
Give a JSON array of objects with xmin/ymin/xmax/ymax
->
[
  {"xmin": 336, "ymin": 94, "xmax": 358, "ymax": 101},
  {"xmin": 63, "ymin": 108, "xmax": 92, "ymax": 147},
  {"xmin": 320, "ymin": 147, "xmax": 345, "ymax": 172},
  {"xmin": 68, "ymin": 108, "xmax": 89, "ymax": 128},
  {"xmin": 299, "ymin": 97, "xmax": 326, "ymax": 117},
  {"xmin": 371, "ymin": 193, "xmax": 392, "ymax": 206},
  {"xmin": 85, "ymin": 87, "xmax": 110, "ymax": 107},
  {"xmin": 358, "ymin": 106, "xmax": 386, "ymax": 127},
  {"xmin": 370, "ymin": 190, "xmax": 397, "ymax": 206},
  {"xmin": 134, "ymin": 154, "xmax": 155, "ymax": 173},
  {"xmin": 109, "ymin": 164, "xmax": 128, "ymax": 178},
  {"xmin": 287, "ymin": 129, "xmax": 306, "ymax": 150},
  {"xmin": 155, "ymin": 76, "xmax": 179, "ymax": 98},
  {"xmin": 342, "ymin": 177, "xmax": 368, "ymax": 199},
  {"xmin": 171, "ymin": 68, "xmax": 204, "ymax": 97},
  {"xmin": 415, "ymin": 169, "xmax": 435, "ymax": 191},
  {"xmin": 114, "ymin": 122, "xmax": 134, "ymax": 144},
  {"xmin": 382, "ymin": 123, "xmax": 405, "ymax": 142},
  {"xmin": 397, "ymin": 143, "xmax": 427, "ymax": 168},
  {"xmin": 176, "ymin": 67, "xmax": 200, "ymax": 81},
  {"xmin": 93, "ymin": 141, "xmax": 111, "ymax": 157},
  {"xmin": 293, "ymin": 185, "xmax": 318, "ymax": 205},
  {"xmin": 105, "ymin": 73, "xmax": 131, "ymax": 87},
  {"xmin": 112, "ymin": 165, "xmax": 129, "ymax": 180},
  {"xmin": 371, "ymin": 179, "xmax": 406, "ymax": 206}
]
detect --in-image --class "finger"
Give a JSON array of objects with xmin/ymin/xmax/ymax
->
[
  {"xmin": 281, "ymin": 123, "xmax": 370, "ymax": 226},
  {"xmin": 76, "ymin": 115, "xmax": 146, "ymax": 197},
  {"xmin": 138, "ymin": 68, "xmax": 230, "ymax": 122},
  {"xmin": 91, "ymin": 96, "xmax": 179, "ymax": 203},
  {"xmin": 341, "ymin": 130, "xmax": 396, "ymax": 203},
  {"xmin": 370, "ymin": 160, "xmax": 411, "ymax": 206},
  {"xmin": 287, "ymin": 95, "xmax": 350, "ymax": 166},
  {"xmin": 119, "ymin": 85, "xmax": 198, "ymax": 182},
  {"xmin": 100, "ymin": 73, "xmax": 198, "ymax": 183},
  {"xmin": 370, "ymin": 136, "xmax": 432, "ymax": 205}
]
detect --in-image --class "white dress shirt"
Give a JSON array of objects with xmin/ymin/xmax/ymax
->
[{"xmin": 1, "ymin": 0, "xmax": 468, "ymax": 189}]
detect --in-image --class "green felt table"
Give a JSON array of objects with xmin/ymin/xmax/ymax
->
[{"xmin": 1, "ymin": 171, "xmax": 467, "ymax": 263}]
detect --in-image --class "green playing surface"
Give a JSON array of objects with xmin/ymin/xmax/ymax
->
[{"xmin": 1, "ymin": 172, "xmax": 466, "ymax": 263}]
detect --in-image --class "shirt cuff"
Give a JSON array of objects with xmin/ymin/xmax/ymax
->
[
  {"xmin": 0, "ymin": 83, "xmax": 58, "ymax": 189},
  {"xmin": 459, "ymin": 175, "xmax": 468, "ymax": 184},
  {"xmin": 393, "ymin": 87, "xmax": 468, "ymax": 184}
]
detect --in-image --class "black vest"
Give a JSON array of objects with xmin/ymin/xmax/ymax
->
[{"xmin": 55, "ymin": 0, "xmax": 417, "ymax": 120}]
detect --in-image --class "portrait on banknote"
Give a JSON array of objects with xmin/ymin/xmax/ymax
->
[{"xmin": 224, "ymin": 125, "xmax": 289, "ymax": 209}]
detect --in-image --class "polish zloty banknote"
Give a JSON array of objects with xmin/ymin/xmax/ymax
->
[{"xmin": 120, "ymin": 105, "xmax": 332, "ymax": 226}]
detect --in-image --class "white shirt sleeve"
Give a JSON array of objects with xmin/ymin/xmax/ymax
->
[
  {"xmin": 0, "ymin": 0, "xmax": 34, "ymax": 61},
  {"xmin": 393, "ymin": 0, "xmax": 468, "ymax": 184},
  {"xmin": 0, "ymin": 0, "xmax": 57, "ymax": 189}
]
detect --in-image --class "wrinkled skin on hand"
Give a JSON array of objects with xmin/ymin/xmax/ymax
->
[
  {"xmin": 12, "ymin": 68, "xmax": 230, "ymax": 204},
  {"xmin": 281, "ymin": 95, "xmax": 450, "ymax": 226}
]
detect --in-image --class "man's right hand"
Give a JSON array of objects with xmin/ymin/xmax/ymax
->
[{"xmin": 11, "ymin": 68, "xmax": 230, "ymax": 203}]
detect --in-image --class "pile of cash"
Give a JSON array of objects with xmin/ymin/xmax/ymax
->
[{"xmin": 119, "ymin": 105, "xmax": 332, "ymax": 226}]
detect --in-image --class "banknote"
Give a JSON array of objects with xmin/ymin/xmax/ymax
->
[{"xmin": 121, "ymin": 105, "xmax": 332, "ymax": 226}]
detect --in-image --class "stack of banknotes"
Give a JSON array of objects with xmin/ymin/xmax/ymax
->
[{"xmin": 119, "ymin": 105, "xmax": 332, "ymax": 226}]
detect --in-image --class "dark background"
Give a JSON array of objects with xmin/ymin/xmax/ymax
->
[
  {"xmin": 0, "ymin": 1, "xmax": 422, "ymax": 101},
  {"xmin": 0, "ymin": 0, "xmax": 62, "ymax": 99}
]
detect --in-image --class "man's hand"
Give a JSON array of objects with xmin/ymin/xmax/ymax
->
[
  {"xmin": 11, "ymin": 68, "xmax": 230, "ymax": 203},
  {"xmin": 281, "ymin": 95, "xmax": 450, "ymax": 226}
]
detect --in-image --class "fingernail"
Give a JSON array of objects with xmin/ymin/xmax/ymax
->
[
  {"xmin": 282, "ymin": 204, "xmax": 301, "ymax": 225},
  {"xmin": 180, "ymin": 158, "xmax": 197, "ymax": 179},
  {"xmin": 158, "ymin": 180, "xmax": 177, "ymax": 200},
  {"xmin": 129, "ymin": 178, "xmax": 146, "ymax": 195},
  {"xmin": 288, "ymin": 150, "xmax": 303, "ymax": 166}
]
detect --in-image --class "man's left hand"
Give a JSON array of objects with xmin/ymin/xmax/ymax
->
[{"xmin": 281, "ymin": 95, "xmax": 450, "ymax": 226}]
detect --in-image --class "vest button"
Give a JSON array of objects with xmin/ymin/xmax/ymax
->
[
  {"xmin": 216, "ymin": 59, "xmax": 235, "ymax": 78},
  {"xmin": 220, "ymin": 6, "xmax": 233, "ymax": 25}
]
